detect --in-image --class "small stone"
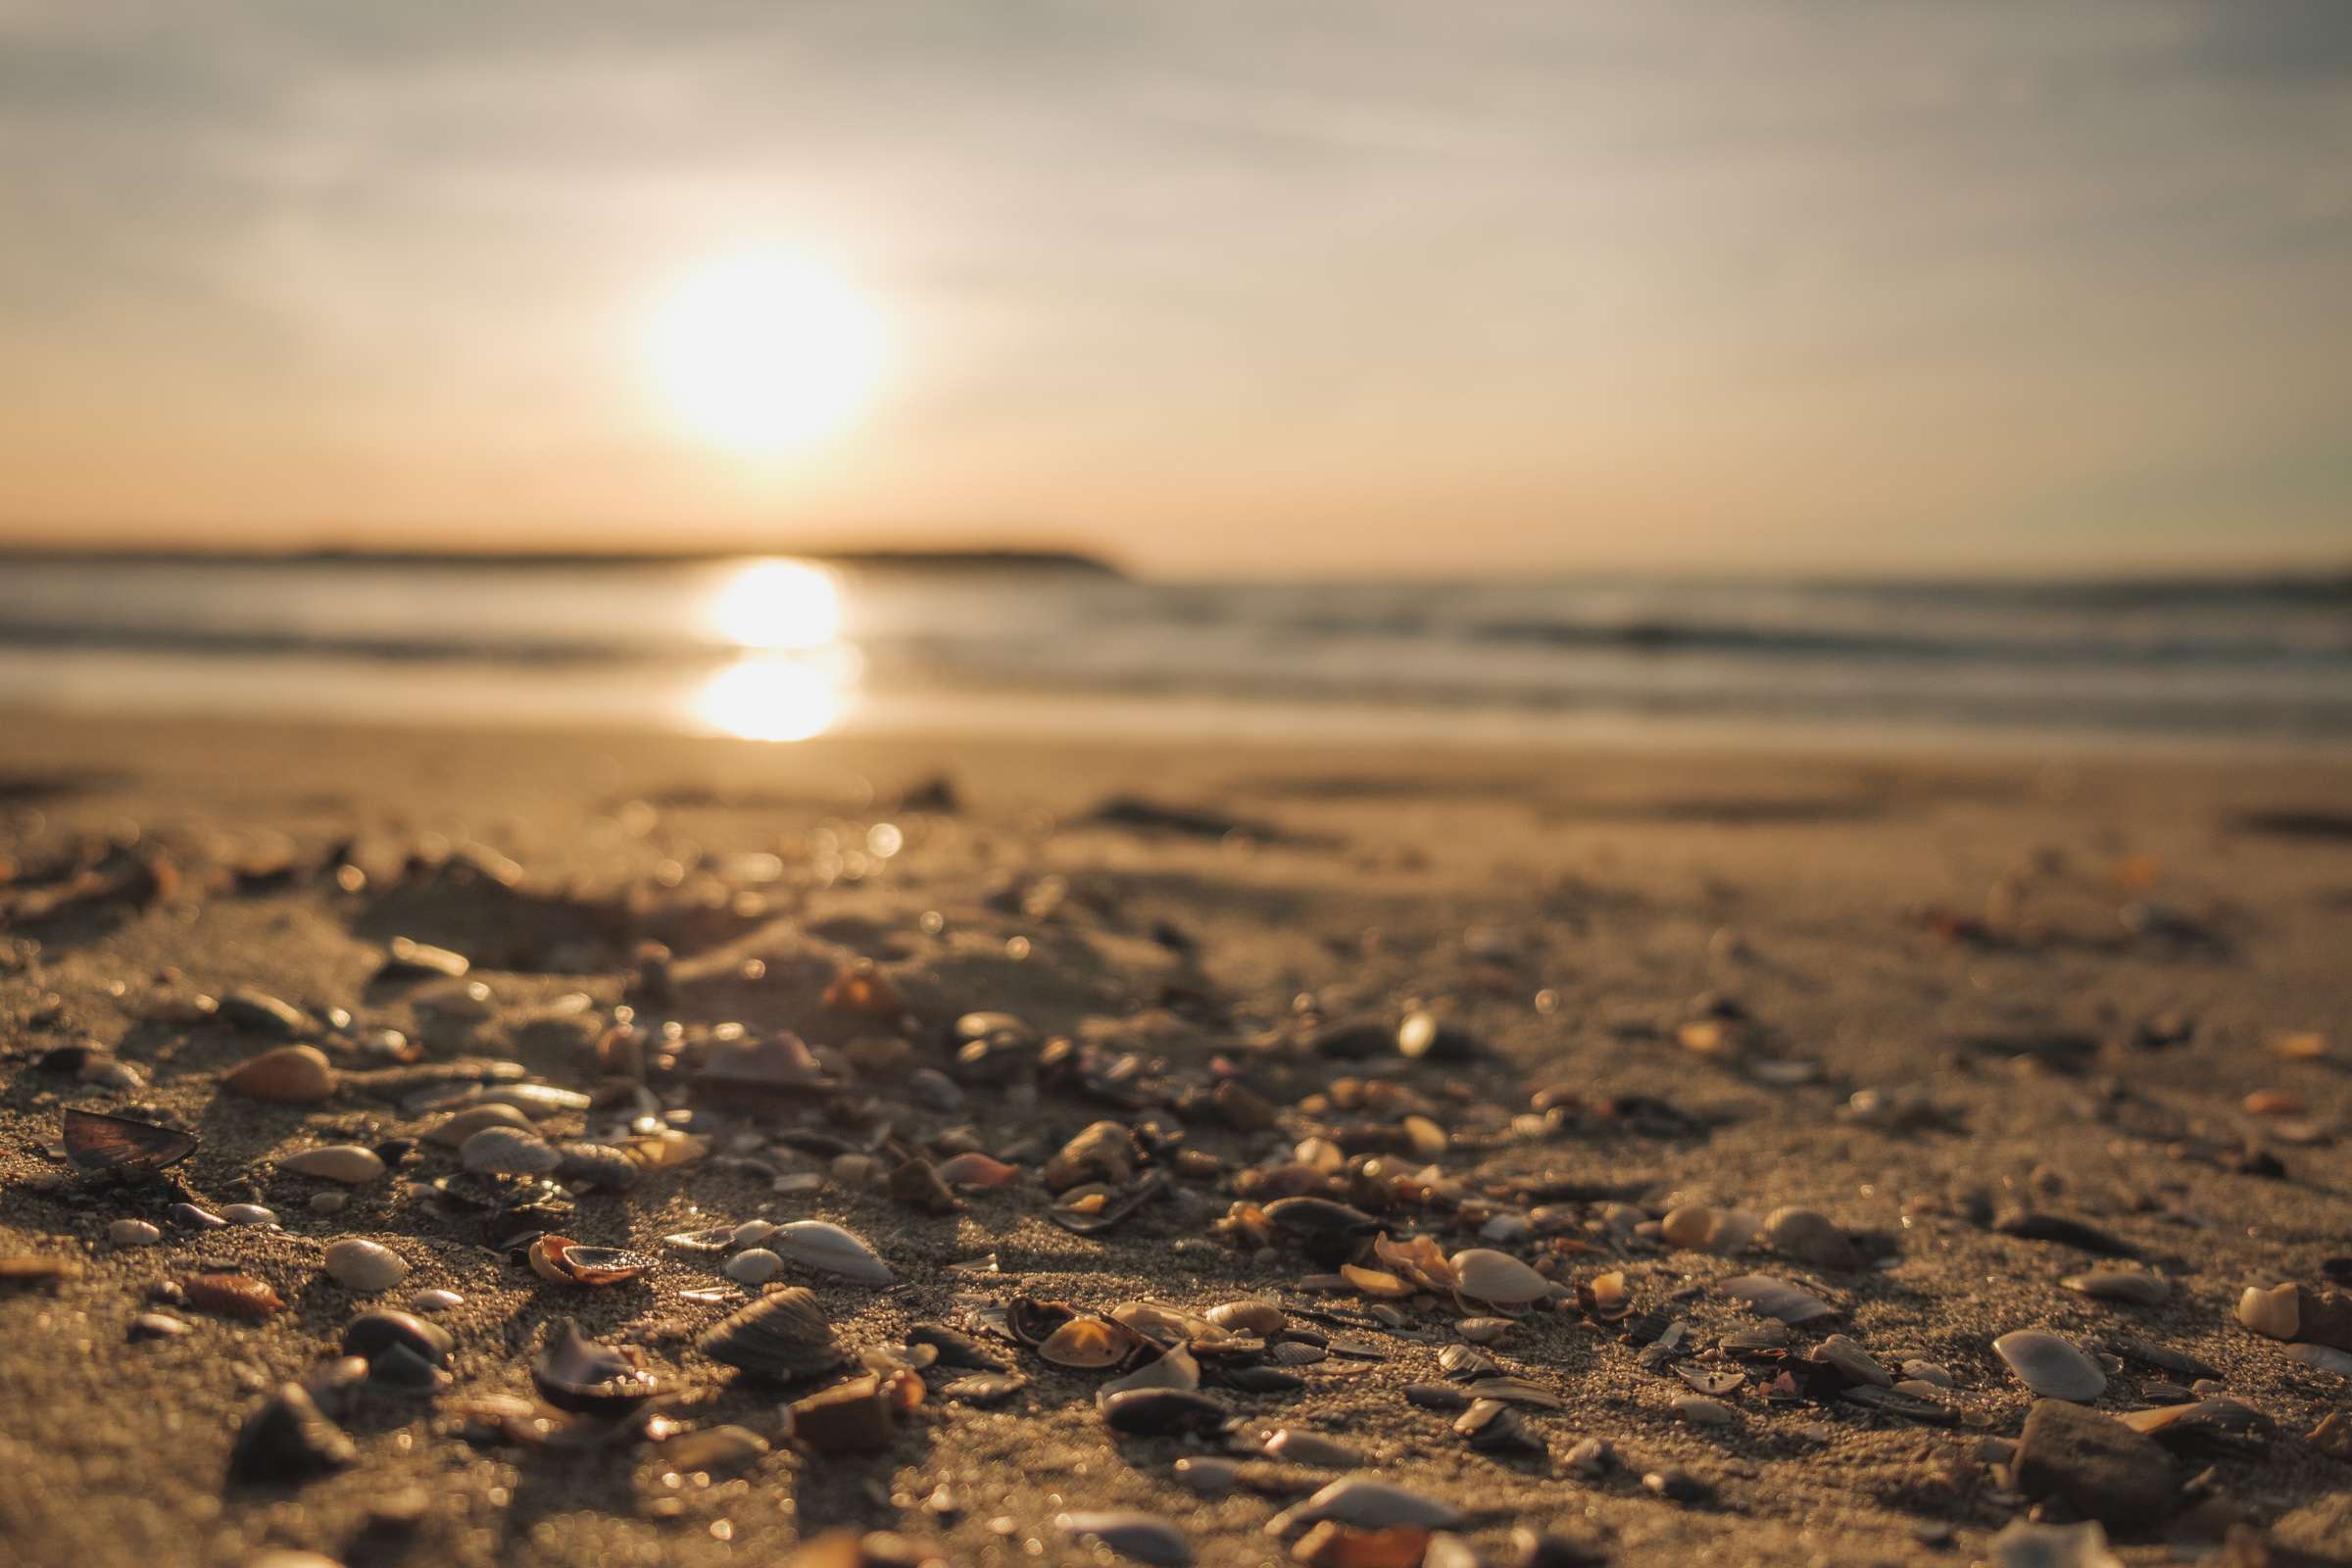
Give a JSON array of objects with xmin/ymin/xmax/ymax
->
[
  {"xmin": 280, "ymin": 1146, "xmax": 387, "ymax": 1184},
  {"xmin": 109, "ymin": 1219, "xmax": 162, "ymax": 1247},
  {"xmin": 2013, "ymin": 1397, "xmax": 2177, "ymax": 1526},
  {"xmin": 310, "ymin": 1192, "xmax": 348, "ymax": 1216},
  {"xmin": 412, "ymin": 1288, "xmax": 465, "ymax": 1313},
  {"xmin": 723, "ymin": 1249, "xmax": 783, "ymax": 1286},
  {"xmin": 1660, "ymin": 1205, "xmax": 1717, "ymax": 1250},
  {"xmin": 1995, "ymin": 1330, "xmax": 2107, "ymax": 1400},
  {"xmin": 220, "ymin": 1204, "xmax": 278, "ymax": 1227},
  {"xmin": 323, "ymin": 1240, "xmax": 410, "ymax": 1294}
]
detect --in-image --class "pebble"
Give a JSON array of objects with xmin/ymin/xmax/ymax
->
[
  {"xmin": 280, "ymin": 1145, "xmax": 386, "ymax": 1184},
  {"xmin": 109, "ymin": 1219, "xmax": 162, "ymax": 1247},
  {"xmin": 412, "ymin": 1289, "xmax": 465, "ymax": 1313},
  {"xmin": 723, "ymin": 1249, "xmax": 784, "ymax": 1286},
  {"xmin": 1994, "ymin": 1330, "xmax": 2107, "ymax": 1400},
  {"xmin": 310, "ymin": 1192, "xmax": 348, "ymax": 1216},
  {"xmin": 323, "ymin": 1239, "xmax": 410, "ymax": 1293},
  {"xmin": 1172, "ymin": 1456, "xmax": 1241, "ymax": 1496},
  {"xmin": 220, "ymin": 1204, "xmax": 278, "ymax": 1227},
  {"xmin": 129, "ymin": 1311, "xmax": 192, "ymax": 1340},
  {"xmin": 2012, "ymin": 1397, "xmax": 2176, "ymax": 1525}
]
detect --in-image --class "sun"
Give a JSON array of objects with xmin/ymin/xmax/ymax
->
[{"xmin": 644, "ymin": 248, "xmax": 888, "ymax": 455}]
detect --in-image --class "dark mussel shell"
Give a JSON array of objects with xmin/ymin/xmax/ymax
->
[
  {"xmin": 1049, "ymin": 1169, "xmax": 1171, "ymax": 1238},
  {"xmin": 532, "ymin": 1319, "xmax": 661, "ymax": 1415},
  {"xmin": 342, "ymin": 1309, "xmax": 454, "ymax": 1368},
  {"xmin": 227, "ymin": 1383, "xmax": 358, "ymax": 1486},
  {"xmin": 694, "ymin": 1287, "xmax": 845, "ymax": 1382},
  {"xmin": 61, "ymin": 1107, "xmax": 197, "ymax": 1178},
  {"xmin": 1263, "ymin": 1197, "xmax": 1379, "ymax": 1266},
  {"xmin": 1099, "ymin": 1388, "xmax": 1234, "ymax": 1438}
]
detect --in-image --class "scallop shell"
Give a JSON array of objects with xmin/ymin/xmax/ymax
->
[
  {"xmin": 1993, "ymin": 1330, "xmax": 2107, "ymax": 1400},
  {"xmin": 322, "ymin": 1239, "xmax": 409, "ymax": 1293},
  {"xmin": 61, "ymin": 1107, "xmax": 198, "ymax": 1177},
  {"xmin": 281, "ymin": 1146, "xmax": 386, "ymax": 1184},
  {"xmin": 1722, "ymin": 1273, "xmax": 1836, "ymax": 1325},
  {"xmin": 1055, "ymin": 1511, "xmax": 1194, "ymax": 1567},
  {"xmin": 772, "ymin": 1220, "xmax": 893, "ymax": 1285},
  {"xmin": 1449, "ymin": 1249, "xmax": 1551, "ymax": 1306},
  {"xmin": 185, "ymin": 1271, "xmax": 284, "ymax": 1319},
  {"xmin": 1266, "ymin": 1477, "xmax": 1464, "ymax": 1535},
  {"xmin": 532, "ymin": 1319, "xmax": 661, "ymax": 1414},
  {"xmin": 222, "ymin": 1045, "xmax": 338, "ymax": 1104},
  {"xmin": 695, "ymin": 1286, "xmax": 845, "ymax": 1382}
]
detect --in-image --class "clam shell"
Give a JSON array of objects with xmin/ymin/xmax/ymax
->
[
  {"xmin": 1110, "ymin": 1300, "xmax": 1220, "ymax": 1346},
  {"xmin": 786, "ymin": 1375, "xmax": 899, "ymax": 1453},
  {"xmin": 1816, "ymin": 1334, "xmax": 1892, "ymax": 1388},
  {"xmin": 723, "ymin": 1249, "xmax": 784, "ymax": 1286},
  {"xmin": 281, "ymin": 1146, "xmax": 386, "ymax": 1184},
  {"xmin": 1040, "ymin": 1315, "xmax": 1144, "ymax": 1369},
  {"xmin": 695, "ymin": 1286, "xmax": 845, "ymax": 1381},
  {"xmin": 1100, "ymin": 1344, "xmax": 1201, "ymax": 1400},
  {"xmin": 1267, "ymin": 1477, "xmax": 1463, "ymax": 1535},
  {"xmin": 1204, "ymin": 1299, "xmax": 1286, "ymax": 1336},
  {"xmin": 62, "ymin": 1108, "xmax": 197, "ymax": 1177},
  {"xmin": 461, "ymin": 1126, "xmax": 560, "ymax": 1176},
  {"xmin": 343, "ymin": 1309, "xmax": 454, "ymax": 1367},
  {"xmin": 772, "ymin": 1220, "xmax": 893, "ymax": 1285},
  {"xmin": 322, "ymin": 1239, "xmax": 409, "ymax": 1293},
  {"xmin": 1100, "ymin": 1387, "xmax": 1233, "ymax": 1437},
  {"xmin": 1056, "ymin": 1511, "xmax": 1194, "ymax": 1567},
  {"xmin": 1993, "ymin": 1330, "xmax": 2107, "ymax": 1400},
  {"xmin": 526, "ymin": 1235, "xmax": 650, "ymax": 1286},
  {"xmin": 1449, "ymin": 1249, "xmax": 1551, "ymax": 1306},
  {"xmin": 1722, "ymin": 1273, "xmax": 1836, "ymax": 1325},
  {"xmin": 222, "ymin": 1046, "xmax": 337, "ymax": 1104},
  {"xmin": 533, "ymin": 1318, "xmax": 660, "ymax": 1413}
]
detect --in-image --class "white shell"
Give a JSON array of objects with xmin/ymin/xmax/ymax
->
[
  {"xmin": 323, "ymin": 1239, "xmax": 410, "ymax": 1293},
  {"xmin": 1449, "ymin": 1248, "xmax": 1550, "ymax": 1305},
  {"xmin": 731, "ymin": 1220, "xmax": 779, "ymax": 1249},
  {"xmin": 1267, "ymin": 1476, "xmax": 1464, "ymax": 1534},
  {"xmin": 109, "ymin": 1219, "xmax": 162, "ymax": 1246},
  {"xmin": 281, "ymin": 1146, "xmax": 387, "ymax": 1184},
  {"xmin": 460, "ymin": 1126, "xmax": 559, "ymax": 1175},
  {"xmin": 1993, "ymin": 1330, "xmax": 2106, "ymax": 1400},
  {"xmin": 2236, "ymin": 1283, "xmax": 2299, "ymax": 1340},
  {"xmin": 722, "ymin": 1249, "xmax": 783, "ymax": 1286},
  {"xmin": 1722, "ymin": 1273, "xmax": 1835, "ymax": 1324},
  {"xmin": 1259, "ymin": 1429, "xmax": 1364, "ymax": 1467},
  {"xmin": 1817, "ymin": 1334, "xmax": 1891, "ymax": 1387},
  {"xmin": 413, "ymin": 1288, "xmax": 466, "ymax": 1313},
  {"xmin": 772, "ymin": 1220, "xmax": 893, "ymax": 1285}
]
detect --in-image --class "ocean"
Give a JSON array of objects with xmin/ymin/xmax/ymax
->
[{"xmin": 2, "ymin": 554, "xmax": 2348, "ymax": 751}]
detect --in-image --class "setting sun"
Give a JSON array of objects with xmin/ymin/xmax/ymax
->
[{"xmin": 643, "ymin": 248, "xmax": 888, "ymax": 456}]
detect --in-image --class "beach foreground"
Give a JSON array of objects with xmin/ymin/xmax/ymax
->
[{"xmin": 3, "ymin": 712, "xmax": 2349, "ymax": 1567}]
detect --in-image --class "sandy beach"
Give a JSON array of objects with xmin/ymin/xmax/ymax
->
[{"xmin": 3, "ymin": 710, "xmax": 2349, "ymax": 1568}]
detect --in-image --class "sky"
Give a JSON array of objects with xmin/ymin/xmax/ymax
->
[{"xmin": 1, "ymin": 0, "xmax": 2348, "ymax": 577}]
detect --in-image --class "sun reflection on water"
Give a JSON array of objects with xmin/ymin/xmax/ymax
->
[{"xmin": 689, "ymin": 558, "xmax": 858, "ymax": 741}]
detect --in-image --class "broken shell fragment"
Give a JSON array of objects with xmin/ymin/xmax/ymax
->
[
  {"xmin": 2237, "ymin": 1283, "xmax": 2299, "ymax": 1340},
  {"xmin": 281, "ymin": 1145, "xmax": 386, "ymax": 1184},
  {"xmin": 322, "ymin": 1239, "xmax": 409, "ymax": 1293},
  {"xmin": 696, "ymin": 1287, "xmax": 846, "ymax": 1382},
  {"xmin": 1994, "ymin": 1330, "xmax": 2107, "ymax": 1400},
  {"xmin": 227, "ymin": 1383, "xmax": 357, "ymax": 1485},
  {"xmin": 532, "ymin": 1319, "xmax": 661, "ymax": 1414},
  {"xmin": 1043, "ymin": 1120, "xmax": 1137, "ymax": 1193},
  {"xmin": 526, "ymin": 1235, "xmax": 651, "ymax": 1286},
  {"xmin": 223, "ymin": 1046, "xmax": 338, "ymax": 1104},
  {"xmin": 62, "ymin": 1108, "xmax": 198, "ymax": 1178},
  {"xmin": 788, "ymin": 1375, "xmax": 901, "ymax": 1454},
  {"xmin": 2064, "ymin": 1271, "xmax": 2170, "ymax": 1307},
  {"xmin": 773, "ymin": 1221, "xmax": 894, "ymax": 1285},
  {"xmin": 1722, "ymin": 1273, "xmax": 1836, "ymax": 1325},
  {"xmin": 936, "ymin": 1152, "xmax": 1019, "ymax": 1189}
]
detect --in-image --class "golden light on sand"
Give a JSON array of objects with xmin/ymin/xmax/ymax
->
[
  {"xmin": 644, "ymin": 248, "xmax": 888, "ymax": 455},
  {"xmin": 691, "ymin": 654, "xmax": 847, "ymax": 743},
  {"xmin": 704, "ymin": 558, "xmax": 842, "ymax": 650}
]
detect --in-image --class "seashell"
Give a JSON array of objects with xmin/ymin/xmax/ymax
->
[
  {"xmin": 1265, "ymin": 1341, "xmax": 1327, "ymax": 1367},
  {"xmin": 1266, "ymin": 1198, "xmax": 1380, "ymax": 1264},
  {"xmin": 366, "ymin": 1341, "xmax": 452, "ymax": 1395},
  {"xmin": 342, "ymin": 1309, "xmax": 454, "ymax": 1367},
  {"xmin": 1292, "ymin": 1522, "xmax": 1437, "ymax": 1567},
  {"xmin": 378, "ymin": 936, "xmax": 469, "ymax": 981},
  {"xmin": 129, "ymin": 1311, "xmax": 190, "ymax": 1340},
  {"xmin": 906, "ymin": 1323, "xmax": 1005, "ymax": 1370},
  {"xmin": 1056, "ymin": 1511, "xmax": 1194, "ymax": 1567},
  {"xmin": 1457, "ymin": 1397, "xmax": 1544, "ymax": 1453},
  {"xmin": 462, "ymin": 1126, "xmax": 559, "ymax": 1176},
  {"xmin": 1675, "ymin": 1365, "xmax": 1746, "ymax": 1396},
  {"xmin": 221, "ymin": 1203, "xmax": 278, "ymax": 1226},
  {"xmin": 2286, "ymin": 1342, "xmax": 2352, "ymax": 1379},
  {"xmin": 526, "ymin": 1235, "xmax": 650, "ymax": 1286},
  {"xmin": 281, "ymin": 1145, "xmax": 386, "ymax": 1184},
  {"xmin": 1043, "ymin": 1120, "xmax": 1137, "ymax": 1193},
  {"xmin": 1986, "ymin": 1520, "xmax": 2123, "ymax": 1568},
  {"xmin": 773, "ymin": 1221, "xmax": 894, "ymax": 1285},
  {"xmin": 1396, "ymin": 1009, "xmax": 1477, "ymax": 1060},
  {"xmin": 1843, "ymin": 1385, "xmax": 1956, "ymax": 1423},
  {"xmin": 732, "ymin": 1220, "xmax": 779, "ymax": 1249},
  {"xmin": 219, "ymin": 988, "xmax": 311, "ymax": 1038},
  {"xmin": 1404, "ymin": 1382, "xmax": 1470, "ymax": 1410},
  {"xmin": 1660, "ymin": 1205, "xmax": 1718, "ymax": 1249},
  {"xmin": 1449, "ymin": 1249, "xmax": 1551, "ymax": 1306},
  {"xmin": 425, "ymin": 1103, "xmax": 536, "ymax": 1147},
  {"xmin": 1100, "ymin": 1387, "xmax": 1234, "ymax": 1437},
  {"xmin": 1173, "ymin": 1455, "xmax": 1242, "ymax": 1496},
  {"xmin": 1100, "ymin": 1344, "xmax": 1200, "ymax": 1400},
  {"xmin": 470, "ymin": 1082, "xmax": 591, "ymax": 1117},
  {"xmin": 1994, "ymin": 1330, "xmax": 2107, "ymax": 1400},
  {"xmin": 2064, "ymin": 1271, "xmax": 2169, "ymax": 1307},
  {"xmin": 2117, "ymin": 1397, "xmax": 2274, "ymax": 1457},
  {"xmin": 226, "ymin": 1383, "xmax": 356, "ymax": 1485},
  {"xmin": 1342, "ymin": 1265, "xmax": 1411, "ymax": 1298},
  {"xmin": 412, "ymin": 977, "xmax": 494, "ymax": 1019},
  {"xmin": 533, "ymin": 1319, "xmax": 660, "ymax": 1414},
  {"xmin": 887, "ymin": 1157, "xmax": 956, "ymax": 1214},
  {"xmin": 1816, "ymin": 1335, "xmax": 1892, "ymax": 1388},
  {"xmin": 662, "ymin": 1226, "xmax": 737, "ymax": 1253},
  {"xmin": 696, "ymin": 1286, "xmax": 845, "ymax": 1382},
  {"xmin": 1438, "ymin": 1344, "xmax": 1500, "ymax": 1380},
  {"xmin": 660, "ymin": 1424, "xmax": 770, "ymax": 1474},
  {"xmin": 700, "ymin": 1030, "xmax": 835, "ymax": 1094},
  {"xmin": 223, "ymin": 1045, "xmax": 337, "ymax": 1104},
  {"xmin": 323, "ymin": 1239, "xmax": 409, "ymax": 1293},
  {"xmin": 62, "ymin": 1108, "xmax": 197, "ymax": 1177},
  {"xmin": 1463, "ymin": 1377, "xmax": 1564, "ymax": 1409},
  {"xmin": 1762, "ymin": 1207, "xmax": 1861, "ymax": 1270},
  {"xmin": 109, "ymin": 1219, "xmax": 162, "ymax": 1246},
  {"xmin": 1675, "ymin": 1395, "xmax": 1735, "ymax": 1426},
  {"xmin": 2235, "ymin": 1283, "xmax": 2300, "ymax": 1340},
  {"xmin": 724, "ymin": 1250, "xmax": 784, "ymax": 1286},
  {"xmin": 553, "ymin": 1143, "xmax": 640, "ymax": 1192},
  {"xmin": 1261, "ymin": 1429, "xmax": 1365, "ymax": 1468},
  {"xmin": 941, "ymin": 1372, "xmax": 1027, "ymax": 1403},
  {"xmin": 1040, "ymin": 1315, "xmax": 1144, "ymax": 1369},
  {"xmin": 936, "ymin": 1152, "xmax": 1019, "ymax": 1189},
  {"xmin": 1006, "ymin": 1296, "xmax": 1080, "ymax": 1347},
  {"xmin": 1205, "ymin": 1299, "xmax": 1286, "ymax": 1336},
  {"xmin": 171, "ymin": 1201, "xmax": 225, "ymax": 1230},
  {"xmin": 185, "ymin": 1271, "xmax": 284, "ymax": 1318},
  {"xmin": 787, "ymin": 1374, "xmax": 901, "ymax": 1453},
  {"xmin": 1268, "ymin": 1478, "xmax": 1464, "ymax": 1536},
  {"xmin": 1722, "ymin": 1273, "xmax": 1835, "ymax": 1325},
  {"xmin": 413, "ymin": 1288, "xmax": 464, "ymax": 1313},
  {"xmin": 1110, "ymin": 1300, "xmax": 1220, "ymax": 1346}
]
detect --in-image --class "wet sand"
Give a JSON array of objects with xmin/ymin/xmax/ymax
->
[{"xmin": 3, "ymin": 711, "xmax": 2350, "ymax": 1567}]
